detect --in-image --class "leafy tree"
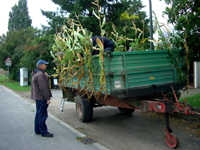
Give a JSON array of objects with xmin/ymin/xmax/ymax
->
[
  {"xmin": 126, "ymin": 0, "xmax": 150, "ymax": 37},
  {"xmin": 39, "ymin": 8, "xmax": 67, "ymax": 66},
  {"xmin": 19, "ymin": 35, "xmax": 55, "ymax": 84},
  {"xmin": 42, "ymin": 0, "xmax": 151, "ymax": 51},
  {"xmin": 51, "ymin": 0, "xmax": 106, "ymax": 17},
  {"xmin": 161, "ymin": 0, "xmax": 200, "ymax": 62},
  {"xmin": 8, "ymin": 0, "xmax": 32, "ymax": 31},
  {"xmin": 41, "ymin": 8, "xmax": 67, "ymax": 35},
  {"xmin": 110, "ymin": 0, "xmax": 150, "ymax": 50},
  {"xmin": 49, "ymin": 0, "xmax": 130, "ymax": 35},
  {"xmin": 0, "ymin": 34, "xmax": 7, "ymax": 68},
  {"xmin": 0, "ymin": 27, "xmax": 38, "ymax": 80},
  {"xmin": 0, "ymin": 27, "xmax": 56, "ymax": 82}
]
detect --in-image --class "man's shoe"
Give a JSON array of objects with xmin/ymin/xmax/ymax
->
[
  {"xmin": 35, "ymin": 132, "xmax": 41, "ymax": 135},
  {"xmin": 41, "ymin": 133, "xmax": 54, "ymax": 137}
]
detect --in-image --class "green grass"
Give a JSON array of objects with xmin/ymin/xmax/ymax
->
[
  {"xmin": 179, "ymin": 93, "xmax": 200, "ymax": 109},
  {"xmin": 0, "ymin": 75, "xmax": 31, "ymax": 92},
  {"xmin": 0, "ymin": 75, "xmax": 7, "ymax": 80}
]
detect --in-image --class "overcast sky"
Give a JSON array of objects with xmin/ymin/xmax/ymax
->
[{"xmin": 0, "ymin": 0, "xmax": 169, "ymax": 36}]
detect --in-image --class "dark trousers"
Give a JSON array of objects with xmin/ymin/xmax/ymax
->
[{"xmin": 35, "ymin": 100, "xmax": 49, "ymax": 135}]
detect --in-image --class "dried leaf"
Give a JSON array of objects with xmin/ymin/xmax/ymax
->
[
  {"xmin": 96, "ymin": 38, "xmax": 103, "ymax": 48},
  {"xmin": 93, "ymin": 10, "xmax": 100, "ymax": 20}
]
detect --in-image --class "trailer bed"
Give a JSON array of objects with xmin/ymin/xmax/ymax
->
[{"xmin": 62, "ymin": 50, "xmax": 186, "ymax": 99}]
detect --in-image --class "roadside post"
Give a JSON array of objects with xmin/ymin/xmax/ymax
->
[{"xmin": 4, "ymin": 57, "xmax": 12, "ymax": 82}]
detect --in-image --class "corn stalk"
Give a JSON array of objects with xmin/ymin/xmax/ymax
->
[
  {"xmin": 92, "ymin": 0, "xmax": 107, "ymax": 98},
  {"xmin": 151, "ymin": 11, "xmax": 188, "ymax": 90},
  {"xmin": 51, "ymin": 1, "xmax": 109, "ymax": 100}
]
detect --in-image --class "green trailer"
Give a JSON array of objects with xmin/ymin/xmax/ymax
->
[
  {"xmin": 63, "ymin": 49, "xmax": 186, "ymax": 99},
  {"xmin": 60, "ymin": 49, "xmax": 199, "ymax": 149}
]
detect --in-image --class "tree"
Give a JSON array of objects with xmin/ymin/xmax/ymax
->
[
  {"xmin": 41, "ymin": 8, "xmax": 67, "ymax": 35},
  {"xmin": 43, "ymin": 0, "xmax": 151, "ymax": 50},
  {"xmin": 0, "ymin": 27, "xmax": 56, "ymax": 81},
  {"xmin": 51, "ymin": 0, "xmax": 107, "ymax": 17},
  {"xmin": 41, "ymin": 0, "xmax": 151, "ymax": 52},
  {"xmin": 8, "ymin": 0, "xmax": 32, "ymax": 31},
  {"xmin": 161, "ymin": 0, "xmax": 200, "ymax": 62},
  {"xmin": 0, "ymin": 34, "xmax": 7, "ymax": 68},
  {"xmin": 0, "ymin": 27, "xmax": 38, "ymax": 80},
  {"xmin": 126, "ymin": 0, "xmax": 150, "ymax": 37},
  {"xmin": 109, "ymin": 0, "xmax": 150, "ymax": 50},
  {"xmin": 49, "ymin": 0, "xmax": 130, "ymax": 35},
  {"xmin": 19, "ymin": 35, "xmax": 55, "ymax": 84}
]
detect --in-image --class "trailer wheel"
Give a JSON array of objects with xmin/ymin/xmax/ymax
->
[
  {"xmin": 118, "ymin": 107, "xmax": 135, "ymax": 115},
  {"xmin": 165, "ymin": 133, "xmax": 179, "ymax": 149},
  {"xmin": 76, "ymin": 95, "xmax": 93, "ymax": 122}
]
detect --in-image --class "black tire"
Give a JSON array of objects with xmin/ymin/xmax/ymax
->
[
  {"xmin": 118, "ymin": 107, "xmax": 135, "ymax": 115},
  {"xmin": 76, "ymin": 95, "xmax": 93, "ymax": 122}
]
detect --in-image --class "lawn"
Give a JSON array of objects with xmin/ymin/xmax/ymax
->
[
  {"xmin": 0, "ymin": 75, "xmax": 31, "ymax": 92},
  {"xmin": 179, "ymin": 93, "xmax": 200, "ymax": 109}
]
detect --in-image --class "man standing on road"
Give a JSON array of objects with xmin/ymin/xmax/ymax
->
[{"xmin": 31, "ymin": 60, "xmax": 53, "ymax": 137}]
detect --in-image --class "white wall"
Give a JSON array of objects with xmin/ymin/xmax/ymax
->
[{"xmin": 194, "ymin": 62, "xmax": 200, "ymax": 88}]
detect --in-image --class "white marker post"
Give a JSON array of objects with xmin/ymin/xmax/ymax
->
[{"xmin": 5, "ymin": 57, "xmax": 12, "ymax": 82}]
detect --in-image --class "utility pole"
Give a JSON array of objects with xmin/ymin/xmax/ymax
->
[
  {"xmin": 7, "ymin": 66, "xmax": 9, "ymax": 83},
  {"xmin": 149, "ymin": 0, "xmax": 154, "ymax": 50}
]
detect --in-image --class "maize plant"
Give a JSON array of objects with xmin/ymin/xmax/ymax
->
[
  {"xmin": 51, "ymin": 0, "xmax": 107, "ymax": 100},
  {"xmin": 150, "ymin": 11, "xmax": 188, "ymax": 89}
]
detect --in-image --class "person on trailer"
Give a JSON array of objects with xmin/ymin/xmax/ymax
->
[{"xmin": 91, "ymin": 36, "xmax": 115, "ymax": 55}]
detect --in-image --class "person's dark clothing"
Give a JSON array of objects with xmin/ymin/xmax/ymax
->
[
  {"xmin": 188, "ymin": 74, "xmax": 193, "ymax": 84},
  {"xmin": 31, "ymin": 68, "xmax": 52, "ymax": 135},
  {"xmin": 31, "ymin": 69, "xmax": 52, "ymax": 100},
  {"xmin": 35, "ymin": 100, "xmax": 49, "ymax": 135},
  {"xmin": 91, "ymin": 36, "xmax": 115, "ymax": 55}
]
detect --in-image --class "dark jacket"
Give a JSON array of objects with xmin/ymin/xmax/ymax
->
[
  {"xmin": 31, "ymin": 69, "xmax": 52, "ymax": 100},
  {"xmin": 92, "ymin": 36, "xmax": 115, "ymax": 55}
]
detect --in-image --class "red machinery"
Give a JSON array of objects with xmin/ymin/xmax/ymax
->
[{"xmin": 61, "ymin": 85, "xmax": 200, "ymax": 149}]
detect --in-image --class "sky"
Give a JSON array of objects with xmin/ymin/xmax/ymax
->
[{"xmin": 0, "ymin": 0, "xmax": 169, "ymax": 36}]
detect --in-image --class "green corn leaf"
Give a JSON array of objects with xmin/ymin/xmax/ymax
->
[{"xmin": 101, "ymin": 16, "xmax": 106, "ymax": 28}]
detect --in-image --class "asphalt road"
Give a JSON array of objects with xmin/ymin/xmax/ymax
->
[{"xmin": 0, "ymin": 85, "xmax": 106, "ymax": 150}]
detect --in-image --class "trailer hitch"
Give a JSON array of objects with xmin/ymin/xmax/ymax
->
[
  {"xmin": 166, "ymin": 85, "xmax": 200, "ymax": 116},
  {"xmin": 171, "ymin": 85, "xmax": 182, "ymax": 111}
]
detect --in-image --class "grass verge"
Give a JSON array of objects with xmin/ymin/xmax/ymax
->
[
  {"xmin": 179, "ymin": 94, "xmax": 200, "ymax": 109},
  {"xmin": 0, "ymin": 75, "xmax": 31, "ymax": 92}
]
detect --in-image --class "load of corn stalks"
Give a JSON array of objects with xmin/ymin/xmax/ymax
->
[
  {"xmin": 50, "ymin": 0, "xmax": 107, "ymax": 99},
  {"xmin": 50, "ymin": 0, "xmax": 188, "ymax": 100},
  {"xmin": 151, "ymin": 11, "xmax": 189, "ymax": 89},
  {"xmin": 111, "ymin": 21, "xmax": 147, "ymax": 52}
]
